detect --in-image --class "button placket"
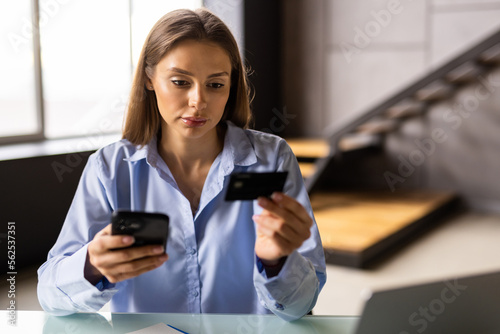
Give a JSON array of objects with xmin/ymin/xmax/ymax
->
[{"xmin": 180, "ymin": 202, "xmax": 201, "ymax": 313}]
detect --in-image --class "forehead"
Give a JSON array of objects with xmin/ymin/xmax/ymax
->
[{"xmin": 156, "ymin": 39, "xmax": 232, "ymax": 74}]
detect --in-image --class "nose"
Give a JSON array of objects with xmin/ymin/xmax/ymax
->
[{"xmin": 188, "ymin": 84, "xmax": 207, "ymax": 111}]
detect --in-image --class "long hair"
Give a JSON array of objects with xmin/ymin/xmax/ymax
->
[{"xmin": 122, "ymin": 8, "xmax": 253, "ymax": 146}]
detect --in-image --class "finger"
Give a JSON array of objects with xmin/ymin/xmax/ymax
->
[
  {"xmin": 258, "ymin": 209, "xmax": 310, "ymax": 239},
  {"xmin": 257, "ymin": 196, "xmax": 289, "ymax": 220},
  {"xmin": 113, "ymin": 253, "xmax": 168, "ymax": 274},
  {"xmin": 91, "ymin": 234, "xmax": 136, "ymax": 254},
  {"xmin": 254, "ymin": 214, "xmax": 309, "ymax": 248},
  {"xmin": 255, "ymin": 224, "xmax": 297, "ymax": 254},
  {"xmin": 92, "ymin": 244, "xmax": 165, "ymax": 269},
  {"xmin": 105, "ymin": 254, "xmax": 168, "ymax": 283},
  {"xmin": 91, "ymin": 223, "xmax": 135, "ymax": 254},
  {"xmin": 271, "ymin": 192, "xmax": 313, "ymax": 227},
  {"xmin": 253, "ymin": 214, "xmax": 299, "ymax": 240},
  {"xmin": 258, "ymin": 193, "xmax": 312, "ymax": 228},
  {"xmin": 257, "ymin": 197, "xmax": 311, "ymax": 236},
  {"xmin": 97, "ymin": 224, "xmax": 112, "ymax": 236}
]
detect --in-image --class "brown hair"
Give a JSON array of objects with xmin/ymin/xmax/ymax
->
[{"xmin": 122, "ymin": 8, "xmax": 253, "ymax": 146}]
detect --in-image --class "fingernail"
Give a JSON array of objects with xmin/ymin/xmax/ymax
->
[
  {"xmin": 157, "ymin": 254, "xmax": 168, "ymax": 265},
  {"xmin": 252, "ymin": 214, "xmax": 260, "ymax": 222},
  {"xmin": 153, "ymin": 246, "xmax": 164, "ymax": 254},
  {"xmin": 122, "ymin": 236, "xmax": 134, "ymax": 244},
  {"xmin": 271, "ymin": 192, "xmax": 283, "ymax": 201}
]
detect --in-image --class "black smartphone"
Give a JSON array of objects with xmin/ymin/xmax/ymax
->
[
  {"xmin": 111, "ymin": 210, "xmax": 169, "ymax": 249},
  {"xmin": 225, "ymin": 171, "xmax": 288, "ymax": 201}
]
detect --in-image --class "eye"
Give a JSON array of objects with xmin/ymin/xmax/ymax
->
[
  {"xmin": 171, "ymin": 80, "xmax": 189, "ymax": 87},
  {"xmin": 208, "ymin": 83, "xmax": 224, "ymax": 89}
]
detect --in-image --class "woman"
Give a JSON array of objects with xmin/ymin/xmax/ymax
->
[{"xmin": 37, "ymin": 8, "xmax": 326, "ymax": 321}]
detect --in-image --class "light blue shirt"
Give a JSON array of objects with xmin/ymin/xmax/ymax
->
[{"xmin": 37, "ymin": 122, "xmax": 327, "ymax": 321}]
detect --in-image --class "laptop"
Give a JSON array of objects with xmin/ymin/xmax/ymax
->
[{"xmin": 355, "ymin": 270, "xmax": 500, "ymax": 334}]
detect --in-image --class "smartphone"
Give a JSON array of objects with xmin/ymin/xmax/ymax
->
[
  {"xmin": 225, "ymin": 171, "xmax": 288, "ymax": 201},
  {"xmin": 111, "ymin": 210, "xmax": 169, "ymax": 249}
]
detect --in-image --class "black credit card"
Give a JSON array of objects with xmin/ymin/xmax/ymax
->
[{"xmin": 225, "ymin": 171, "xmax": 288, "ymax": 201}]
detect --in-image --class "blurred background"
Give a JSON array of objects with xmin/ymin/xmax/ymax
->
[{"xmin": 1, "ymin": 0, "xmax": 500, "ymax": 316}]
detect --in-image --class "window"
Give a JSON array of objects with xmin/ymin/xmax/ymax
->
[
  {"xmin": 0, "ymin": 0, "xmax": 202, "ymax": 144},
  {"xmin": 131, "ymin": 0, "xmax": 204, "ymax": 66},
  {"xmin": 0, "ymin": 0, "xmax": 41, "ymax": 142},
  {"xmin": 41, "ymin": 0, "xmax": 131, "ymax": 138}
]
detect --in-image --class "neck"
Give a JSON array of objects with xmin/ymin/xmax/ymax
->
[{"xmin": 158, "ymin": 125, "xmax": 224, "ymax": 173}]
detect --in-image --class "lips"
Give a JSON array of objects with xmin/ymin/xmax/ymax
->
[{"xmin": 181, "ymin": 116, "xmax": 208, "ymax": 127}]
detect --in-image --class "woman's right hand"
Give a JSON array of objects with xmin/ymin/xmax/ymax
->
[{"xmin": 84, "ymin": 224, "xmax": 169, "ymax": 284}]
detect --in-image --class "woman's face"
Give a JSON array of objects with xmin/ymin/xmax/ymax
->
[{"xmin": 148, "ymin": 39, "xmax": 232, "ymax": 142}]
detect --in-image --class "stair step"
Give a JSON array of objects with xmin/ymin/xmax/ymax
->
[
  {"xmin": 286, "ymin": 138, "xmax": 330, "ymax": 159},
  {"xmin": 310, "ymin": 190, "xmax": 458, "ymax": 268},
  {"xmin": 479, "ymin": 44, "xmax": 500, "ymax": 64},
  {"xmin": 338, "ymin": 133, "xmax": 381, "ymax": 151},
  {"xmin": 446, "ymin": 61, "xmax": 482, "ymax": 83},
  {"xmin": 385, "ymin": 100, "xmax": 424, "ymax": 119},
  {"xmin": 356, "ymin": 118, "xmax": 398, "ymax": 135},
  {"xmin": 298, "ymin": 162, "xmax": 316, "ymax": 178},
  {"xmin": 415, "ymin": 81, "xmax": 454, "ymax": 101}
]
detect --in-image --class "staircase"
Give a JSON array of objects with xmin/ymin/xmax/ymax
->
[{"xmin": 286, "ymin": 29, "xmax": 500, "ymax": 268}]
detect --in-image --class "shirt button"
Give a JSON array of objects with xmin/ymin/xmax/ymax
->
[
  {"xmin": 274, "ymin": 302, "xmax": 284, "ymax": 310},
  {"xmin": 188, "ymin": 248, "xmax": 196, "ymax": 255},
  {"xmin": 193, "ymin": 291, "xmax": 199, "ymax": 297}
]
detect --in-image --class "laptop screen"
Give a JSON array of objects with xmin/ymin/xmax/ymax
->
[{"xmin": 355, "ymin": 270, "xmax": 500, "ymax": 334}]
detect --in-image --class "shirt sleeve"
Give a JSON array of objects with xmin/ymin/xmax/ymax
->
[
  {"xmin": 37, "ymin": 152, "xmax": 118, "ymax": 316},
  {"xmin": 252, "ymin": 140, "xmax": 327, "ymax": 321}
]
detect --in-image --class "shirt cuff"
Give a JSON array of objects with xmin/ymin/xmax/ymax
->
[
  {"xmin": 253, "ymin": 250, "xmax": 319, "ymax": 321},
  {"xmin": 56, "ymin": 243, "xmax": 118, "ymax": 311}
]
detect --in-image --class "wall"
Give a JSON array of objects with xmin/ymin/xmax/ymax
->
[
  {"xmin": 283, "ymin": 0, "xmax": 500, "ymax": 212},
  {"xmin": 244, "ymin": 0, "xmax": 283, "ymax": 132},
  {"xmin": 0, "ymin": 152, "xmax": 92, "ymax": 272},
  {"xmin": 384, "ymin": 67, "xmax": 500, "ymax": 211},
  {"xmin": 283, "ymin": 0, "xmax": 500, "ymax": 136}
]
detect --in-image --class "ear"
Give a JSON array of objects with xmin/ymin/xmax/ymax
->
[{"xmin": 145, "ymin": 77, "xmax": 154, "ymax": 91}]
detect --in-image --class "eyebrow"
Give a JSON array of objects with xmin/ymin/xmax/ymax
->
[{"xmin": 167, "ymin": 67, "xmax": 230, "ymax": 78}]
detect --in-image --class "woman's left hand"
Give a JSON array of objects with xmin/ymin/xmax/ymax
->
[{"xmin": 253, "ymin": 192, "xmax": 313, "ymax": 265}]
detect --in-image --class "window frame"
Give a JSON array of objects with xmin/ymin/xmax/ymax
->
[{"xmin": 0, "ymin": 0, "xmax": 45, "ymax": 145}]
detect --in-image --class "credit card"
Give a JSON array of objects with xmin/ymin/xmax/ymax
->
[{"xmin": 225, "ymin": 171, "xmax": 288, "ymax": 201}]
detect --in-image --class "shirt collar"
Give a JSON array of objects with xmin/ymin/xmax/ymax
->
[
  {"xmin": 122, "ymin": 121, "xmax": 257, "ymax": 171},
  {"xmin": 123, "ymin": 136, "xmax": 158, "ymax": 168},
  {"xmin": 222, "ymin": 121, "xmax": 257, "ymax": 167}
]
